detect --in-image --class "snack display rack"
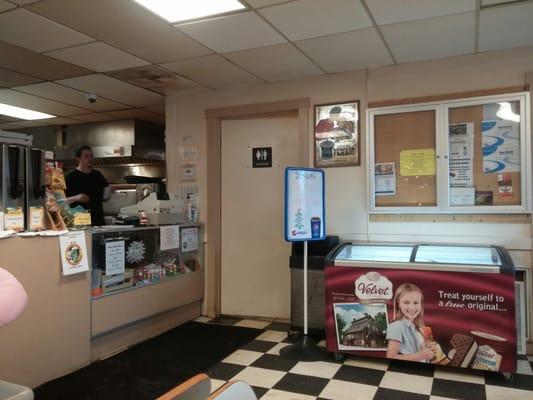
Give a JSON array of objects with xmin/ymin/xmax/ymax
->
[{"xmin": 324, "ymin": 242, "xmax": 517, "ymax": 373}]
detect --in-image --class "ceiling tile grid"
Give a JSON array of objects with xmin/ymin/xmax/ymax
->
[
  {"xmin": 224, "ymin": 43, "xmax": 323, "ymax": 82},
  {"xmin": 381, "ymin": 12, "xmax": 476, "ymax": 63},
  {"xmin": 28, "ymin": 0, "xmax": 214, "ymax": 64},
  {"xmin": 479, "ymin": 1, "xmax": 533, "ymax": 52},
  {"xmin": 296, "ymin": 27, "xmax": 394, "ymax": 72},
  {"xmin": 160, "ymin": 55, "xmax": 263, "ymax": 89},
  {"xmin": 366, "ymin": 0, "xmax": 476, "ymax": 26},
  {"xmin": 259, "ymin": 0, "xmax": 373, "ymax": 41},
  {"xmin": 0, "ymin": 88, "xmax": 90, "ymax": 116},
  {"xmin": 56, "ymin": 74, "xmax": 164, "ymax": 108},
  {"xmin": 44, "ymin": 41, "xmax": 150, "ymax": 73},
  {"xmin": 0, "ymin": 0, "xmax": 15, "ymax": 12},
  {"xmin": 0, "ymin": 8, "xmax": 94, "ymax": 53},
  {"xmin": 177, "ymin": 11, "xmax": 287, "ymax": 53},
  {"xmin": 0, "ymin": 0, "xmax": 531, "ymax": 128},
  {"xmin": 13, "ymin": 82, "xmax": 127, "ymax": 112}
]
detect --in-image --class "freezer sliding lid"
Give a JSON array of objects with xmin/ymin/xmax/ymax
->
[
  {"xmin": 414, "ymin": 245, "xmax": 501, "ymax": 266},
  {"xmin": 334, "ymin": 244, "xmax": 414, "ymax": 263}
]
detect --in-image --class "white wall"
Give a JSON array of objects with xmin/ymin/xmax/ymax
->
[{"xmin": 166, "ymin": 46, "xmax": 533, "ymax": 269}]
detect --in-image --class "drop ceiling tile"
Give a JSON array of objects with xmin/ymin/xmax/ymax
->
[
  {"xmin": 68, "ymin": 112, "xmax": 120, "ymax": 122},
  {"xmin": 45, "ymin": 42, "xmax": 149, "ymax": 72},
  {"xmin": 161, "ymin": 55, "xmax": 263, "ymax": 89},
  {"xmin": 259, "ymin": 0, "xmax": 372, "ymax": 41},
  {"xmin": 28, "ymin": 0, "xmax": 213, "ymax": 63},
  {"xmin": 14, "ymin": 82, "xmax": 126, "ymax": 112},
  {"xmin": 366, "ymin": 0, "xmax": 476, "ymax": 26},
  {"xmin": 107, "ymin": 65, "xmax": 203, "ymax": 94},
  {"xmin": 381, "ymin": 12, "xmax": 475, "ymax": 63},
  {"xmin": 105, "ymin": 109, "xmax": 164, "ymax": 124},
  {"xmin": 248, "ymin": 0, "xmax": 288, "ymax": 8},
  {"xmin": 225, "ymin": 43, "xmax": 323, "ymax": 82},
  {"xmin": 143, "ymin": 104, "xmax": 165, "ymax": 115},
  {"xmin": 479, "ymin": 2, "xmax": 533, "ymax": 51},
  {"xmin": 0, "ymin": 1, "xmax": 15, "ymax": 12},
  {"xmin": 0, "ymin": 88, "xmax": 90, "ymax": 116},
  {"xmin": 8, "ymin": 0, "xmax": 41, "ymax": 4},
  {"xmin": 56, "ymin": 74, "xmax": 164, "ymax": 107},
  {"xmin": 0, "ymin": 41, "xmax": 92, "ymax": 80},
  {"xmin": 0, "ymin": 68, "xmax": 42, "ymax": 87},
  {"xmin": 0, "ymin": 117, "xmax": 81, "ymax": 130},
  {"xmin": 296, "ymin": 28, "xmax": 393, "ymax": 73},
  {"xmin": 177, "ymin": 11, "xmax": 286, "ymax": 53},
  {"xmin": 0, "ymin": 8, "xmax": 94, "ymax": 53}
]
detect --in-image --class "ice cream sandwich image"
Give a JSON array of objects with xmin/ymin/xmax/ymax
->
[{"xmin": 448, "ymin": 334, "xmax": 478, "ymax": 368}]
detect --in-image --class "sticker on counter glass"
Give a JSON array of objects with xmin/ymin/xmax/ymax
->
[
  {"xmin": 160, "ymin": 225, "xmax": 180, "ymax": 250},
  {"xmin": 181, "ymin": 227, "xmax": 198, "ymax": 252},
  {"xmin": 105, "ymin": 240, "xmax": 125, "ymax": 275},
  {"xmin": 284, "ymin": 167, "xmax": 325, "ymax": 242},
  {"xmin": 59, "ymin": 230, "xmax": 89, "ymax": 275}
]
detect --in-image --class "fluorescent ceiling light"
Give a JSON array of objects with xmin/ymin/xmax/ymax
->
[
  {"xmin": 0, "ymin": 103, "xmax": 56, "ymax": 120},
  {"xmin": 134, "ymin": 0, "xmax": 245, "ymax": 23}
]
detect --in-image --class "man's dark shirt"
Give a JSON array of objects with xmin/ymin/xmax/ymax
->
[{"xmin": 65, "ymin": 169, "xmax": 108, "ymax": 226}]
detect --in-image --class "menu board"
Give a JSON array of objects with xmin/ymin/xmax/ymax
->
[{"xmin": 284, "ymin": 167, "xmax": 325, "ymax": 242}]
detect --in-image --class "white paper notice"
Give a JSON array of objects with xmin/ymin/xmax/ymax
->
[
  {"xmin": 285, "ymin": 168, "xmax": 325, "ymax": 241},
  {"xmin": 59, "ymin": 231, "xmax": 89, "ymax": 275},
  {"xmin": 449, "ymin": 123, "xmax": 474, "ymax": 187},
  {"xmin": 160, "ymin": 225, "xmax": 180, "ymax": 250},
  {"xmin": 105, "ymin": 240, "xmax": 125, "ymax": 275},
  {"xmin": 482, "ymin": 119, "xmax": 520, "ymax": 173},
  {"xmin": 450, "ymin": 187, "xmax": 475, "ymax": 206},
  {"xmin": 179, "ymin": 146, "xmax": 198, "ymax": 161},
  {"xmin": 181, "ymin": 227, "xmax": 198, "ymax": 252},
  {"xmin": 375, "ymin": 162, "xmax": 396, "ymax": 196}
]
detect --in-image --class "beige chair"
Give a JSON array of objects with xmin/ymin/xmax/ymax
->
[{"xmin": 156, "ymin": 374, "xmax": 256, "ymax": 400}]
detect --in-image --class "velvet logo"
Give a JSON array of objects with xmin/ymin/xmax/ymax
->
[{"xmin": 355, "ymin": 272, "xmax": 393, "ymax": 300}]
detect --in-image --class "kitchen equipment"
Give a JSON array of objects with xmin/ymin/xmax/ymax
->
[
  {"xmin": 25, "ymin": 148, "xmax": 46, "ymax": 229},
  {"xmin": 123, "ymin": 175, "xmax": 166, "ymax": 202},
  {"xmin": 119, "ymin": 192, "xmax": 185, "ymax": 225},
  {"xmin": 0, "ymin": 144, "xmax": 26, "ymax": 212}
]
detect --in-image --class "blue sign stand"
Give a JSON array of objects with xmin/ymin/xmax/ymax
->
[{"xmin": 281, "ymin": 167, "xmax": 328, "ymax": 361}]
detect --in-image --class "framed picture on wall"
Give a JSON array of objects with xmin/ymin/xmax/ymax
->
[{"xmin": 314, "ymin": 101, "xmax": 360, "ymax": 168}]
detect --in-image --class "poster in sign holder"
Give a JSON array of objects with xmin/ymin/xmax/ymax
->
[{"xmin": 282, "ymin": 167, "xmax": 328, "ymax": 361}]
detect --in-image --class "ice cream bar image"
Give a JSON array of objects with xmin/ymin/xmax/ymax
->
[{"xmin": 448, "ymin": 334, "xmax": 478, "ymax": 368}]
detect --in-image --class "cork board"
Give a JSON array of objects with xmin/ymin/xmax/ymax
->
[
  {"xmin": 449, "ymin": 103, "xmax": 521, "ymax": 206},
  {"xmin": 374, "ymin": 110, "xmax": 437, "ymax": 207}
]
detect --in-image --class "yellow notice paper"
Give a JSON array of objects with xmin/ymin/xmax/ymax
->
[{"xmin": 400, "ymin": 148, "xmax": 436, "ymax": 176}]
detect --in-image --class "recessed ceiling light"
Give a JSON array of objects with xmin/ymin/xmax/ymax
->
[
  {"xmin": 0, "ymin": 103, "xmax": 56, "ymax": 120},
  {"xmin": 134, "ymin": 0, "xmax": 246, "ymax": 23}
]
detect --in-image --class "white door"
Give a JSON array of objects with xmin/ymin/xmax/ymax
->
[{"xmin": 221, "ymin": 114, "xmax": 299, "ymax": 319}]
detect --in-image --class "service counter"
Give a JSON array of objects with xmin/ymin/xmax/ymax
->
[{"xmin": 0, "ymin": 225, "xmax": 203, "ymax": 388}]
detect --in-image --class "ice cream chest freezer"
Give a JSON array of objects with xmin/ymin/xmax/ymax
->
[{"xmin": 324, "ymin": 242, "xmax": 516, "ymax": 373}]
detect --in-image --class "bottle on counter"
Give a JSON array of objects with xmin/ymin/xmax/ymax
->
[{"xmin": 186, "ymin": 193, "xmax": 197, "ymax": 223}]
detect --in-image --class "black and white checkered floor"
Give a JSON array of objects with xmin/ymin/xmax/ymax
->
[{"xmin": 195, "ymin": 316, "xmax": 533, "ymax": 400}]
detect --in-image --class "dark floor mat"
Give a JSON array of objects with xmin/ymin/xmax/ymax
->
[{"xmin": 34, "ymin": 321, "xmax": 261, "ymax": 400}]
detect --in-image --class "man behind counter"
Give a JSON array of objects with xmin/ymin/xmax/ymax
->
[{"xmin": 65, "ymin": 145, "xmax": 110, "ymax": 226}]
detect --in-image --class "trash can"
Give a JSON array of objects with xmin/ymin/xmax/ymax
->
[{"xmin": 290, "ymin": 236, "xmax": 339, "ymax": 333}]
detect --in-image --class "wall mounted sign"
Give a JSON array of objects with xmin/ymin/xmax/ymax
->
[{"xmin": 252, "ymin": 147, "xmax": 272, "ymax": 168}]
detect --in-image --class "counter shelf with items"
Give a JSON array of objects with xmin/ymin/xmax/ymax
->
[
  {"xmin": 90, "ymin": 224, "xmax": 201, "ymax": 298},
  {"xmin": 325, "ymin": 242, "xmax": 516, "ymax": 373}
]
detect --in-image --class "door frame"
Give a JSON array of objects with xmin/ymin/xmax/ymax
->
[{"xmin": 205, "ymin": 98, "xmax": 311, "ymax": 317}]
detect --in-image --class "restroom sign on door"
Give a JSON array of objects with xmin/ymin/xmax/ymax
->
[{"xmin": 252, "ymin": 147, "xmax": 272, "ymax": 168}]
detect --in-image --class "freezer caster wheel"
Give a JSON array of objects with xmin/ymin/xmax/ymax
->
[
  {"xmin": 502, "ymin": 372, "xmax": 513, "ymax": 382},
  {"xmin": 334, "ymin": 352, "xmax": 345, "ymax": 362}
]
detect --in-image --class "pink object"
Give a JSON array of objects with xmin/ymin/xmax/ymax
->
[{"xmin": 0, "ymin": 268, "xmax": 28, "ymax": 327}]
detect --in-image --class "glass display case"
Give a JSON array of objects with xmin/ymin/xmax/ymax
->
[
  {"xmin": 325, "ymin": 242, "xmax": 516, "ymax": 373},
  {"xmin": 91, "ymin": 224, "xmax": 201, "ymax": 296}
]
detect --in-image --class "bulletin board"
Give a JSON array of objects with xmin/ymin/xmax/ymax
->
[
  {"xmin": 449, "ymin": 104, "xmax": 521, "ymax": 206},
  {"xmin": 374, "ymin": 110, "xmax": 437, "ymax": 207}
]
